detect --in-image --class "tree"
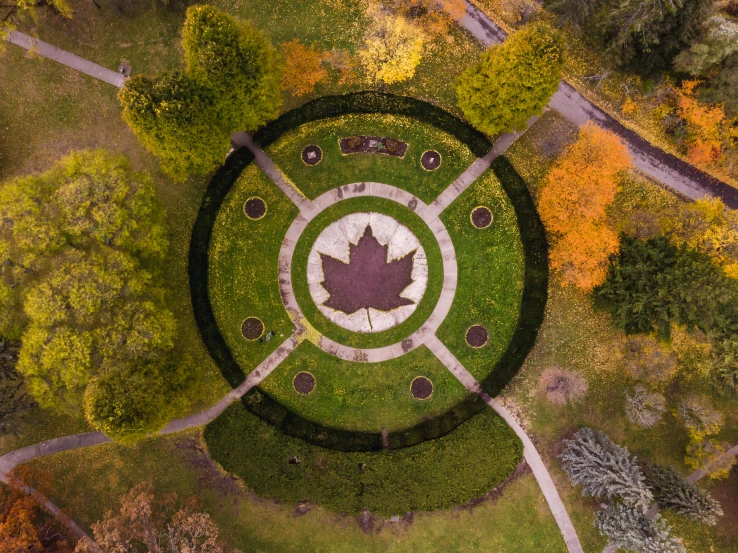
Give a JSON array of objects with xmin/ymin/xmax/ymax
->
[
  {"xmin": 560, "ymin": 427, "xmax": 653, "ymax": 509},
  {"xmin": 0, "ymin": 338, "xmax": 36, "ymax": 435},
  {"xmin": 621, "ymin": 335, "xmax": 677, "ymax": 386},
  {"xmin": 280, "ymin": 40, "xmax": 328, "ymax": 97},
  {"xmin": 119, "ymin": 72, "xmax": 231, "ymax": 181},
  {"xmin": 359, "ymin": 8, "xmax": 425, "ymax": 84},
  {"xmin": 1, "ymin": 0, "xmax": 72, "ymax": 42},
  {"xmin": 84, "ymin": 358, "xmax": 192, "ymax": 444},
  {"xmin": 74, "ymin": 482, "xmax": 238, "ymax": 553},
  {"xmin": 625, "ymin": 386, "xmax": 666, "ymax": 428},
  {"xmin": 181, "ymin": 5, "xmax": 281, "ymax": 131},
  {"xmin": 390, "ymin": 0, "xmax": 467, "ymax": 40},
  {"xmin": 676, "ymin": 395, "xmax": 723, "ymax": 439},
  {"xmin": 674, "ymin": 16, "xmax": 738, "ymax": 76},
  {"xmin": 595, "ymin": 503, "xmax": 686, "ymax": 553},
  {"xmin": 685, "ymin": 436, "xmax": 737, "ymax": 479},
  {"xmin": 538, "ymin": 122, "xmax": 631, "ymax": 289},
  {"xmin": 456, "ymin": 22, "xmax": 564, "ymax": 136},
  {"xmin": 594, "ymin": 236, "xmax": 738, "ymax": 337},
  {"xmin": 644, "ymin": 463, "xmax": 723, "ymax": 525}
]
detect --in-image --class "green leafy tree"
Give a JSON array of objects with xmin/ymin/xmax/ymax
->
[
  {"xmin": 674, "ymin": 16, "xmax": 738, "ymax": 76},
  {"xmin": 455, "ymin": 22, "xmax": 564, "ymax": 136},
  {"xmin": 595, "ymin": 503, "xmax": 686, "ymax": 553},
  {"xmin": 119, "ymin": 72, "xmax": 231, "ymax": 181},
  {"xmin": 644, "ymin": 463, "xmax": 723, "ymax": 525},
  {"xmin": 181, "ymin": 4, "xmax": 282, "ymax": 131}
]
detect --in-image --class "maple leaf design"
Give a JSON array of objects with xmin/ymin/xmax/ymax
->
[{"xmin": 320, "ymin": 225, "xmax": 416, "ymax": 315}]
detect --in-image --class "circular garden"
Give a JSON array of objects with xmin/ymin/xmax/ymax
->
[{"xmin": 193, "ymin": 93, "xmax": 548, "ymax": 515}]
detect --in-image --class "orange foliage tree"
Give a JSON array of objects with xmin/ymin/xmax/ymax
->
[
  {"xmin": 0, "ymin": 467, "xmax": 73, "ymax": 553},
  {"xmin": 280, "ymin": 39, "xmax": 328, "ymax": 97},
  {"xmin": 538, "ymin": 121, "xmax": 631, "ymax": 290},
  {"xmin": 391, "ymin": 0, "xmax": 467, "ymax": 38}
]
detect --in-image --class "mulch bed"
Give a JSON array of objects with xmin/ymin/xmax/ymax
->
[
  {"xmin": 293, "ymin": 371, "xmax": 316, "ymax": 395},
  {"xmin": 411, "ymin": 376, "xmax": 433, "ymax": 399},
  {"xmin": 301, "ymin": 145, "xmax": 323, "ymax": 166},
  {"xmin": 339, "ymin": 136, "xmax": 408, "ymax": 158},
  {"xmin": 471, "ymin": 206, "xmax": 493, "ymax": 229},
  {"xmin": 244, "ymin": 197, "xmax": 267, "ymax": 220},
  {"xmin": 421, "ymin": 150, "xmax": 441, "ymax": 171},
  {"xmin": 241, "ymin": 317, "xmax": 264, "ymax": 340},
  {"xmin": 465, "ymin": 325, "xmax": 489, "ymax": 348}
]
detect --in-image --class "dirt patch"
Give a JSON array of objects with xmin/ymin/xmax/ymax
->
[
  {"xmin": 421, "ymin": 150, "xmax": 441, "ymax": 171},
  {"xmin": 539, "ymin": 367, "xmax": 588, "ymax": 406},
  {"xmin": 302, "ymin": 145, "xmax": 323, "ymax": 166},
  {"xmin": 293, "ymin": 372, "xmax": 316, "ymax": 395},
  {"xmin": 241, "ymin": 317, "xmax": 264, "ymax": 340},
  {"xmin": 550, "ymin": 427, "xmax": 578, "ymax": 459},
  {"xmin": 471, "ymin": 206, "xmax": 493, "ymax": 229},
  {"xmin": 710, "ymin": 466, "xmax": 738, "ymax": 535},
  {"xmin": 411, "ymin": 376, "xmax": 433, "ymax": 399},
  {"xmin": 339, "ymin": 136, "xmax": 408, "ymax": 158},
  {"xmin": 465, "ymin": 325, "xmax": 489, "ymax": 348},
  {"xmin": 173, "ymin": 437, "xmax": 243, "ymax": 507},
  {"xmin": 243, "ymin": 197, "xmax": 266, "ymax": 220}
]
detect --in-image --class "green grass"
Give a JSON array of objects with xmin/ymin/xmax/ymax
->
[
  {"xmin": 205, "ymin": 401, "xmax": 522, "ymax": 515},
  {"xmin": 25, "ymin": 428, "xmax": 564, "ymax": 553},
  {"xmin": 258, "ymin": 340, "xmax": 470, "ymax": 433},
  {"xmin": 436, "ymin": 169, "xmax": 526, "ymax": 382},
  {"xmin": 266, "ymin": 114, "xmax": 477, "ymax": 203},
  {"xmin": 291, "ymin": 196, "xmax": 443, "ymax": 348},
  {"xmin": 208, "ymin": 164, "xmax": 299, "ymax": 372}
]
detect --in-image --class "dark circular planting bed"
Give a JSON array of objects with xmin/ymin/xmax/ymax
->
[
  {"xmin": 411, "ymin": 376, "xmax": 433, "ymax": 399},
  {"xmin": 471, "ymin": 206, "xmax": 493, "ymax": 229},
  {"xmin": 241, "ymin": 317, "xmax": 264, "ymax": 341},
  {"xmin": 243, "ymin": 196, "xmax": 267, "ymax": 220},
  {"xmin": 466, "ymin": 325, "xmax": 489, "ymax": 348},
  {"xmin": 190, "ymin": 92, "xmax": 549, "ymax": 452},
  {"xmin": 293, "ymin": 371, "xmax": 316, "ymax": 395},
  {"xmin": 302, "ymin": 145, "xmax": 322, "ymax": 166},
  {"xmin": 421, "ymin": 150, "xmax": 442, "ymax": 171}
]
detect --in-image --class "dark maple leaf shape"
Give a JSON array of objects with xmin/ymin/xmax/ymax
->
[{"xmin": 320, "ymin": 225, "xmax": 416, "ymax": 315}]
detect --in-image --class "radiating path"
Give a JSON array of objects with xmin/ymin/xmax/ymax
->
[{"xmin": 425, "ymin": 335, "xmax": 586, "ymax": 553}]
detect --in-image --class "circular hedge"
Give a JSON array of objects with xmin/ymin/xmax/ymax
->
[{"xmin": 189, "ymin": 92, "xmax": 549, "ymax": 452}]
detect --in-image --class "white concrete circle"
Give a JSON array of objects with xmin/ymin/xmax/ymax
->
[{"xmin": 307, "ymin": 212, "xmax": 428, "ymax": 333}]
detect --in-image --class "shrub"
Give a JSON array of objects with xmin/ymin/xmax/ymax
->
[
  {"xmin": 455, "ymin": 22, "xmax": 564, "ymax": 136},
  {"xmin": 625, "ymin": 386, "xmax": 666, "ymax": 428},
  {"xmin": 205, "ymin": 402, "xmax": 522, "ymax": 514},
  {"xmin": 346, "ymin": 135, "xmax": 363, "ymax": 149},
  {"xmin": 385, "ymin": 138, "xmax": 401, "ymax": 154},
  {"xmin": 539, "ymin": 367, "xmax": 588, "ymax": 405}
]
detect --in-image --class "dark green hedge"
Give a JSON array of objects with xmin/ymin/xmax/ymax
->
[
  {"xmin": 204, "ymin": 401, "xmax": 523, "ymax": 514},
  {"xmin": 190, "ymin": 93, "xmax": 547, "ymax": 452},
  {"xmin": 251, "ymin": 91, "xmax": 493, "ymax": 158}
]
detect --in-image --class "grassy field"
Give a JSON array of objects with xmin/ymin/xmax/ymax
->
[
  {"xmin": 208, "ymin": 164, "xmax": 299, "ymax": 372},
  {"xmin": 290, "ymin": 196, "xmax": 443, "ymax": 348},
  {"xmin": 266, "ymin": 114, "xmax": 478, "ymax": 204},
  {"xmin": 437, "ymin": 169, "xmax": 526, "ymax": 382},
  {"xmin": 259, "ymin": 341, "xmax": 470, "ymax": 433}
]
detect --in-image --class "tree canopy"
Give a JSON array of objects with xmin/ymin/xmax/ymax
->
[{"xmin": 455, "ymin": 22, "xmax": 564, "ymax": 136}]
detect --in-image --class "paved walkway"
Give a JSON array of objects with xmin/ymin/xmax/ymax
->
[
  {"xmin": 457, "ymin": 1, "xmax": 738, "ymax": 207},
  {"xmin": 6, "ymin": 31, "xmax": 126, "ymax": 88}
]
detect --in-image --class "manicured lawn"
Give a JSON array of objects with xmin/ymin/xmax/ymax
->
[
  {"xmin": 437, "ymin": 169, "xmax": 526, "ymax": 382},
  {"xmin": 258, "ymin": 340, "xmax": 470, "ymax": 433},
  {"xmin": 205, "ymin": 401, "xmax": 522, "ymax": 515},
  {"xmin": 291, "ymin": 196, "xmax": 443, "ymax": 348},
  {"xmin": 208, "ymin": 164, "xmax": 298, "ymax": 372},
  {"xmin": 265, "ymin": 114, "xmax": 477, "ymax": 203}
]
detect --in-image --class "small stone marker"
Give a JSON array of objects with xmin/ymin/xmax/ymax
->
[
  {"xmin": 289, "ymin": 456, "xmax": 301, "ymax": 465},
  {"xmin": 390, "ymin": 515, "xmax": 400, "ymax": 523},
  {"xmin": 307, "ymin": 151, "xmax": 316, "ymax": 159},
  {"xmin": 117, "ymin": 61, "xmax": 132, "ymax": 77}
]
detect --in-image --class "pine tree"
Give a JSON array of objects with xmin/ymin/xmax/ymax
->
[
  {"xmin": 560, "ymin": 428, "xmax": 653, "ymax": 509},
  {"xmin": 644, "ymin": 463, "xmax": 723, "ymax": 525},
  {"xmin": 595, "ymin": 503, "xmax": 686, "ymax": 553}
]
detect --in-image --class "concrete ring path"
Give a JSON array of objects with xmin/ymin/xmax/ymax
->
[{"xmin": 278, "ymin": 182, "xmax": 458, "ymax": 362}]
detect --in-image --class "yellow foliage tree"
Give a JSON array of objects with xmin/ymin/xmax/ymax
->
[
  {"xmin": 280, "ymin": 39, "xmax": 328, "ymax": 97},
  {"xmin": 538, "ymin": 121, "xmax": 631, "ymax": 290},
  {"xmin": 359, "ymin": 8, "xmax": 425, "ymax": 84}
]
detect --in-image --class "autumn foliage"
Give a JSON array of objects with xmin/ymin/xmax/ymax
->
[
  {"xmin": 538, "ymin": 122, "xmax": 631, "ymax": 290},
  {"xmin": 280, "ymin": 40, "xmax": 328, "ymax": 97}
]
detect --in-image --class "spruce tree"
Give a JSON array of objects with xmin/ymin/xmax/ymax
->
[
  {"xmin": 645, "ymin": 463, "xmax": 723, "ymax": 525},
  {"xmin": 560, "ymin": 428, "xmax": 653, "ymax": 509},
  {"xmin": 596, "ymin": 503, "xmax": 686, "ymax": 553}
]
